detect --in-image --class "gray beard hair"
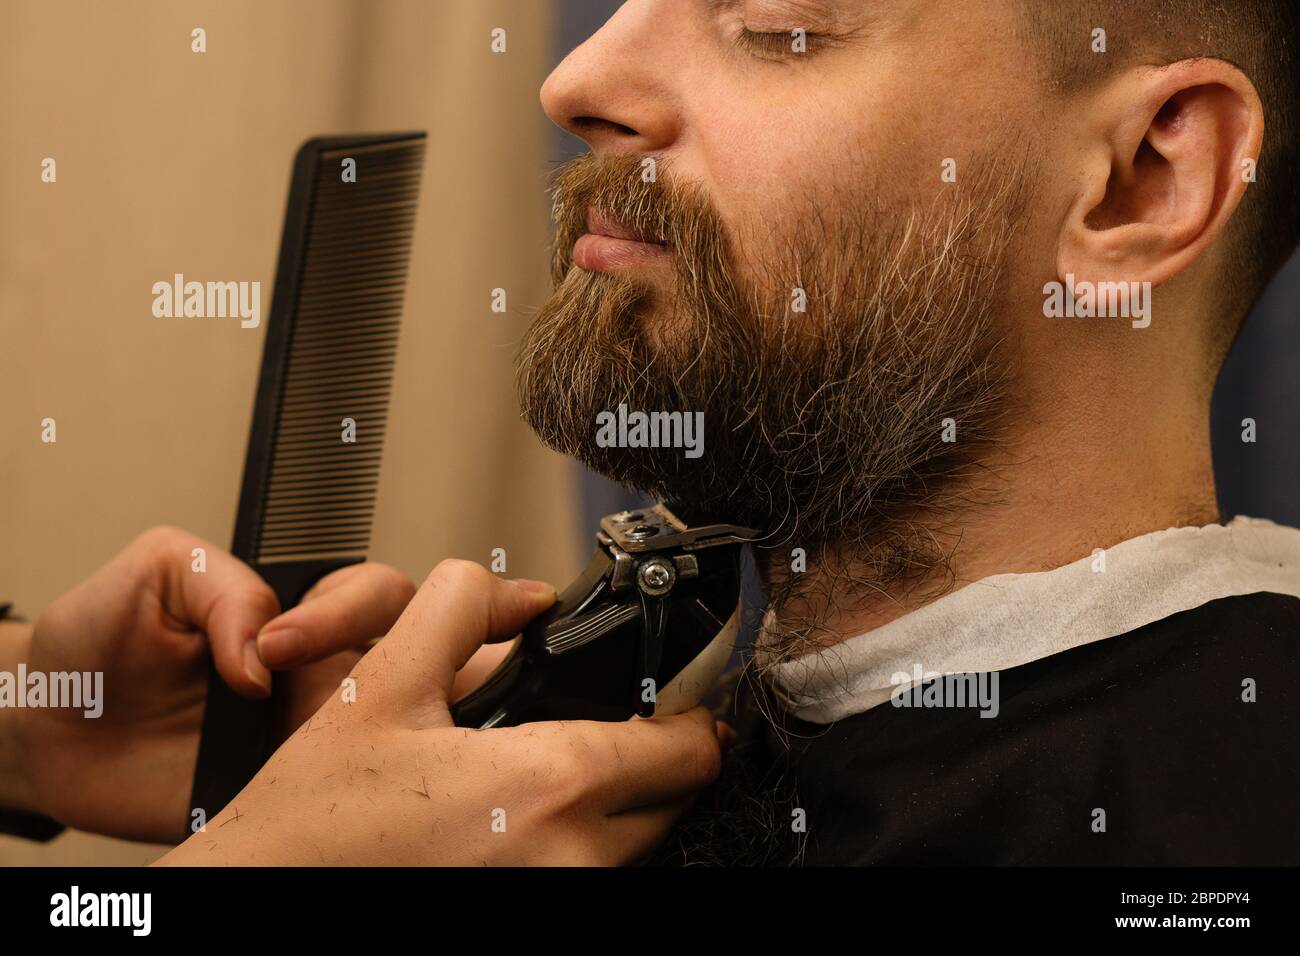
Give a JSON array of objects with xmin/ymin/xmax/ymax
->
[{"xmin": 517, "ymin": 154, "xmax": 1032, "ymax": 660}]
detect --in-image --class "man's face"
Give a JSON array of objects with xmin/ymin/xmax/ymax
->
[{"xmin": 522, "ymin": 0, "xmax": 1048, "ymax": 575}]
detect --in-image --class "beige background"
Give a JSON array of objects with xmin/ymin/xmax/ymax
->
[{"xmin": 0, "ymin": 0, "xmax": 583, "ymax": 863}]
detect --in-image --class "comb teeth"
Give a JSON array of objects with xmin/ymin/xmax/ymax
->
[{"xmin": 254, "ymin": 138, "xmax": 426, "ymax": 563}]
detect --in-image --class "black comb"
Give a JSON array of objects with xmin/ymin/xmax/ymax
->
[{"xmin": 188, "ymin": 132, "xmax": 426, "ymax": 829}]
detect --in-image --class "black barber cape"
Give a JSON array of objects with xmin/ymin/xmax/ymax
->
[{"xmin": 658, "ymin": 591, "xmax": 1300, "ymax": 866}]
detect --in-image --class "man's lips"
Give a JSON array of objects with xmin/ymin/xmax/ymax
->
[{"xmin": 574, "ymin": 210, "xmax": 670, "ymax": 273}]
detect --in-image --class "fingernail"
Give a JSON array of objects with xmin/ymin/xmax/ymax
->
[
  {"xmin": 510, "ymin": 578, "xmax": 555, "ymax": 596},
  {"xmin": 243, "ymin": 642, "xmax": 272, "ymax": 696},
  {"xmin": 257, "ymin": 627, "xmax": 305, "ymax": 667}
]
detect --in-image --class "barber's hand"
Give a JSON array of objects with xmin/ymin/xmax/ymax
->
[
  {"xmin": 255, "ymin": 570, "xmax": 516, "ymax": 705},
  {"xmin": 13, "ymin": 526, "xmax": 414, "ymax": 842},
  {"xmin": 160, "ymin": 560, "xmax": 724, "ymax": 866}
]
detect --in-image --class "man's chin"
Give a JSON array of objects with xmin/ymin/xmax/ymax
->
[{"xmin": 561, "ymin": 443, "xmax": 753, "ymax": 522}]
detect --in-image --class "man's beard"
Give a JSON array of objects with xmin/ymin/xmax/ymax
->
[{"xmin": 517, "ymin": 152, "xmax": 1030, "ymax": 642}]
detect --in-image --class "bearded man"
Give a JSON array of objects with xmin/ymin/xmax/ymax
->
[{"xmin": 514, "ymin": 0, "xmax": 1300, "ymax": 864}]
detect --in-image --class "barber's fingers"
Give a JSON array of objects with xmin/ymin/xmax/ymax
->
[
  {"xmin": 525, "ymin": 706, "xmax": 724, "ymax": 814},
  {"xmin": 596, "ymin": 717, "xmax": 735, "ymax": 863},
  {"xmin": 599, "ymin": 796, "xmax": 695, "ymax": 865},
  {"xmin": 373, "ymin": 559, "xmax": 555, "ymax": 707},
  {"xmin": 136, "ymin": 526, "xmax": 281, "ymax": 699},
  {"xmin": 255, "ymin": 563, "xmax": 415, "ymax": 669},
  {"xmin": 450, "ymin": 640, "xmax": 518, "ymax": 702}
]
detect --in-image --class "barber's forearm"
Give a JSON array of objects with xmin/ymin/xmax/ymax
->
[{"xmin": 0, "ymin": 621, "xmax": 39, "ymax": 815}]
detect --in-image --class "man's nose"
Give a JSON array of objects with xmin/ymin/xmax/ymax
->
[{"xmin": 540, "ymin": 0, "xmax": 681, "ymax": 157}]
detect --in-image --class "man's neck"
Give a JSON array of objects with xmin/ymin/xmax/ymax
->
[{"xmin": 757, "ymin": 390, "xmax": 1220, "ymax": 651}]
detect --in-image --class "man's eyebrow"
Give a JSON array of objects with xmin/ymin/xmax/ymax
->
[
  {"xmin": 769, "ymin": 0, "xmax": 834, "ymax": 13},
  {"xmin": 708, "ymin": 0, "xmax": 834, "ymax": 18},
  {"xmin": 713, "ymin": 0, "xmax": 865, "ymax": 32}
]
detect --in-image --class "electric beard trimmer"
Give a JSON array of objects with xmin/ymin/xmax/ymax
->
[
  {"xmin": 452, "ymin": 503, "xmax": 756, "ymax": 727},
  {"xmin": 187, "ymin": 132, "xmax": 426, "ymax": 829}
]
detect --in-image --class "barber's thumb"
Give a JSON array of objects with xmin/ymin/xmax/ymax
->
[{"xmin": 373, "ymin": 559, "xmax": 556, "ymax": 706}]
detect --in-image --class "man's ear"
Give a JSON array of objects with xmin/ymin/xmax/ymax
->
[{"xmin": 1057, "ymin": 59, "xmax": 1263, "ymax": 290}]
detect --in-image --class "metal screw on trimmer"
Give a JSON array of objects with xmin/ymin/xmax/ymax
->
[{"xmin": 638, "ymin": 560, "xmax": 675, "ymax": 596}]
